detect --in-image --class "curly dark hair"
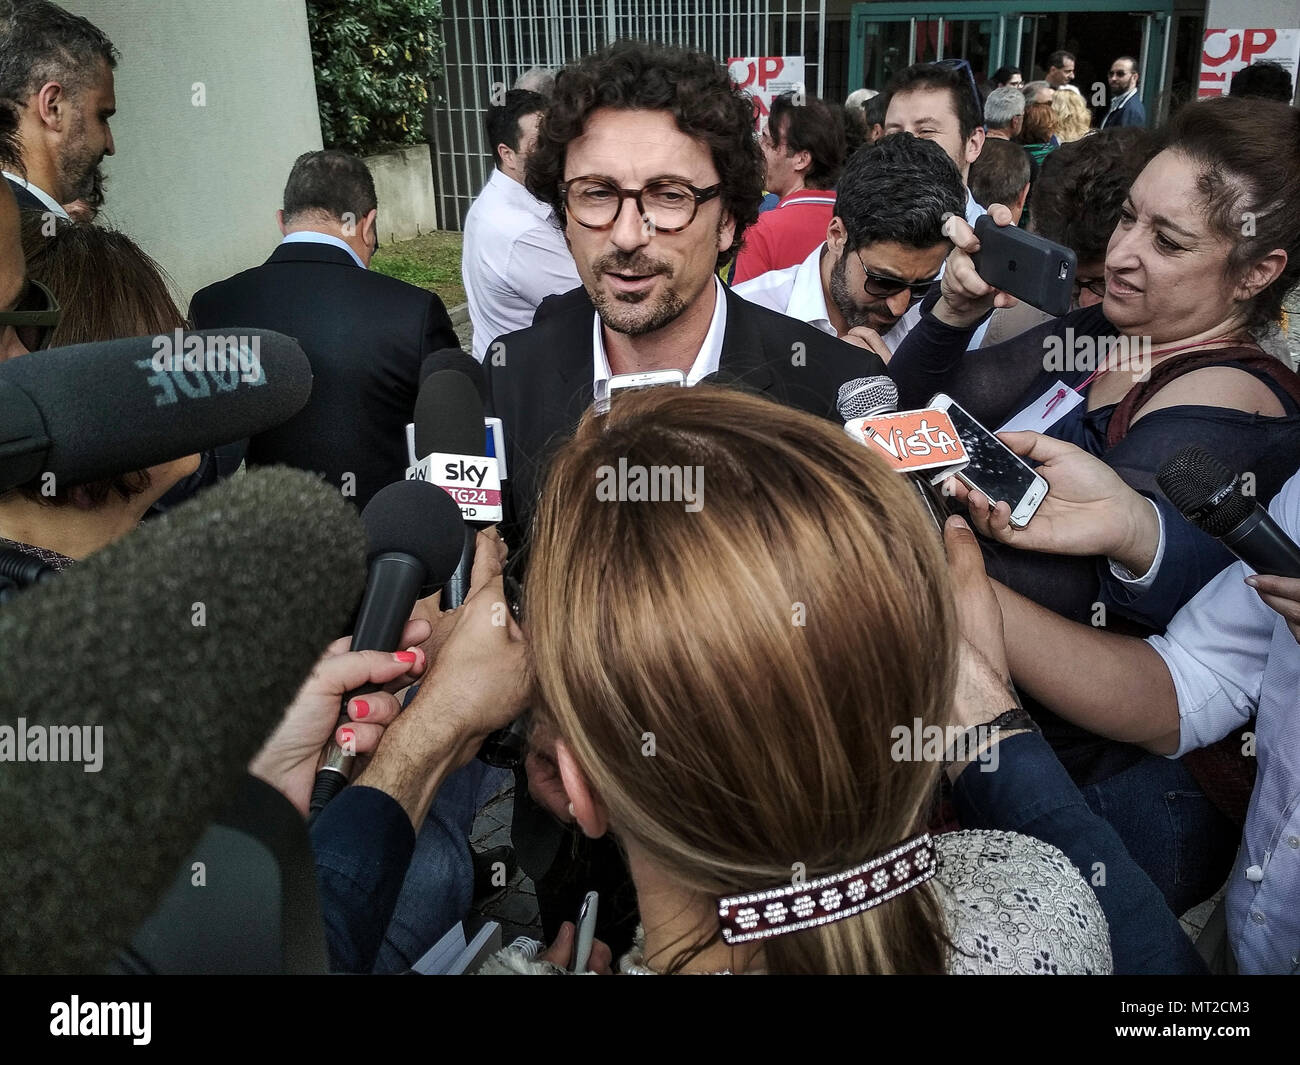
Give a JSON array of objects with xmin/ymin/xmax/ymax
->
[
  {"xmin": 1030, "ymin": 127, "xmax": 1160, "ymax": 265},
  {"xmin": 525, "ymin": 39, "xmax": 763, "ymax": 268},
  {"xmin": 1229, "ymin": 61, "xmax": 1294, "ymax": 103},
  {"xmin": 835, "ymin": 133, "xmax": 965, "ymax": 252},
  {"xmin": 769, "ymin": 91, "xmax": 846, "ymax": 189},
  {"xmin": 0, "ymin": 97, "xmax": 19, "ymax": 170}
]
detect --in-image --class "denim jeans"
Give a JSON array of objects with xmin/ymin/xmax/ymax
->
[
  {"xmin": 1080, "ymin": 753, "xmax": 1238, "ymax": 917},
  {"xmin": 371, "ymin": 761, "xmax": 511, "ymax": 973}
]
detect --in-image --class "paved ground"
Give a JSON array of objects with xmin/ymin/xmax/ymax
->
[
  {"xmin": 466, "ymin": 784, "xmax": 543, "ymax": 944},
  {"xmin": 452, "ymin": 313, "xmax": 472, "ymax": 353}
]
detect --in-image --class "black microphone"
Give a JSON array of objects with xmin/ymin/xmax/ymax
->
[
  {"xmin": 1157, "ymin": 446, "xmax": 1300, "ymax": 579},
  {"xmin": 836, "ymin": 375, "xmax": 950, "ymax": 531},
  {"xmin": 0, "ymin": 329, "xmax": 311, "ymax": 493},
  {"xmin": 412, "ymin": 368, "xmax": 522, "ymax": 765},
  {"xmin": 0, "ymin": 467, "xmax": 367, "ymax": 974},
  {"xmin": 414, "ymin": 369, "xmax": 493, "ymax": 612},
  {"xmin": 308, "ymin": 477, "xmax": 466, "ymax": 818},
  {"xmin": 0, "ymin": 546, "xmax": 56, "ymax": 596},
  {"xmin": 420, "ymin": 346, "xmax": 488, "ymax": 403}
]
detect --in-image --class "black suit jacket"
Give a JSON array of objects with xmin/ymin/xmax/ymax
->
[
  {"xmin": 486, "ymin": 283, "xmax": 886, "ymax": 546},
  {"xmin": 190, "ymin": 241, "xmax": 457, "ymax": 510},
  {"xmin": 488, "ymin": 283, "xmax": 886, "ymax": 927},
  {"xmin": 5, "ymin": 174, "xmax": 52, "ymax": 212}
]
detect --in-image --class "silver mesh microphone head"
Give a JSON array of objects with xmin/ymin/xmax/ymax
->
[{"xmin": 837, "ymin": 376, "xmax": 899, "ymax": 420}]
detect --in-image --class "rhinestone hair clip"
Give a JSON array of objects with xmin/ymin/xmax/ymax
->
[{"xmin": 716, "ymin": 834, "xmax": 937, "ymax": 944}]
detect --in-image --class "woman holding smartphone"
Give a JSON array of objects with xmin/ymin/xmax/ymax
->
[{"xmin": 889, "ymin": 94, "xmax": 1300, "ymax": 915}]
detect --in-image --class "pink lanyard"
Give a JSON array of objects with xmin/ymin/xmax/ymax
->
[{"xmin": 1042, "ymin": 334, "xmax": 1249, "ymax": 418}]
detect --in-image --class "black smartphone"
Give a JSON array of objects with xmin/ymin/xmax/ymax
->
[{"xmin": 971, "ymin": 215, "xmax": 1077, "ymax": 317}]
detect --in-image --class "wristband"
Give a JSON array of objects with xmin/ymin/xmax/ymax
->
[{"xmin": 942, "ymin": 709, "xmax": 1040, "ymax": 768}]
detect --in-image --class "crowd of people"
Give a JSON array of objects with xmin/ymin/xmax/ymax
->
[{"xmin": 2, "ymin": 0, "xmax": 1299, "ymax": 977}]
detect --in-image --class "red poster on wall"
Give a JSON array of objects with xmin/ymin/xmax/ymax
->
[
  {"xmin": 1198, "ymin": 28, "xmax": 1300, "ymax": 97},
  {"xmin": 727, "ymin": 55, "xmax": 807, "ymax": 130}
]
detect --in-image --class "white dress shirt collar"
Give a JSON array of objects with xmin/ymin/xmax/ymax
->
[
  {"xmin": 487, "ymin": 166, "xmax": 554, "ymax": 221},
  {"xmin": 1107, "ymin": 87, "xmax": 1138, "ymax": 113},
  {"xmin": 279, "ymin": 230, "xmax": 367, "ymax": 270},
  {"xmin": 592, "ymin": 274, "xmax": 728, "ymax": 395},
  {"xmin": 2, "ymin": 172, "xmax": 68, "ymax": 219},
  {"xmin": 786, "ymin": 244, "xmax": 834, "ymax": 333}
]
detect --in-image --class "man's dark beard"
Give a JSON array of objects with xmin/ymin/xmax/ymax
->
[
  {"xmin": 589, "ymin": 250, "xmax": 685, "ymax": 337},
  {"xmin": 59, "ymin": 145, "xmax": 104, "ymax": 205},
  {"xmin": 828, "ymin": 250, "xmax": 897, "ymax": 333},
  {"xmin": 78, "ymin": 165, "xmax": 106, "ymax": 210}
]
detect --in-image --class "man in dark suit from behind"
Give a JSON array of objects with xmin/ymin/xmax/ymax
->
[
  {"xmin": 190, "ymin": 150, "xmax": 457, "ymax": 510},
  {"xmin": 485, "ymin": 39, "xmax": 885, "ymax": 955}
]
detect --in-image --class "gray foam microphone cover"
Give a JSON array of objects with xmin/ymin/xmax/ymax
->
[{"xmin": 0, "ymin": 467, "xmax": 367, "ymax": 973}]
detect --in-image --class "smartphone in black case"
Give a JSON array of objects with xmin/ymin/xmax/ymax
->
[{"xmin": 971, "ymin": 215, "xmax": 1077, "ymax": 317}]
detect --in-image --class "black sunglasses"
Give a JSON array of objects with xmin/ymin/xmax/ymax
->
[
  {"xmin": 856, "ymin": 250, "xmax": 939, "ymax": 302},
  {"xmin": 0, "ymin": 278, "xmax": 61, "ymax": 352}
]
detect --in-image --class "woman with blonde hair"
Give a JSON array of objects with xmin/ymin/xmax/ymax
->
[
  {"xmin": 1051, "ymin": 87, "xmax": 1092, "ymax": 142},
  {"xmin": 478, "ymin": 385, "xmax": 1170, "ymax": 975}
]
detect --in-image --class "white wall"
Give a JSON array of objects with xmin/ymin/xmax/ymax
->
[
  {"xmin": 62, "ymin": 0, "xmax": 324, "ymax": 305},
  {"xmin": 1206, "ymin": 1, "xmax": 1300, "ymax": 29}
]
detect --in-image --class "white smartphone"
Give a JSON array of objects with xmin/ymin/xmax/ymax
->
[
  {"xmin": 929, "ymin": 394, "xmax": 1048, "ymax": 529},
  {"xmin": 608, "ymin": 369, "xmax": 687, "ymax": 393},
  {"xmin": 594, "ymin": 369, "xmax": 687, "ymax": 412},
  {"xmin": 571, "ymin": 890, "xmax": 599, "ymax": 973}
]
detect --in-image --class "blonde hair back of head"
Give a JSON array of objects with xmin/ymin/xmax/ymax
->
[{"xmin": 527, "ymin": 385, "xmax": 959, "ymax": 974}]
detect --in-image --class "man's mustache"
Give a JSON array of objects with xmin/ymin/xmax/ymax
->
[{"xmin": 594, "ymin": 253, "xmax": 673, "ymax": 277}]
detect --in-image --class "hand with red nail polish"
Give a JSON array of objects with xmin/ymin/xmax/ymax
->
[{"xmin": 248, "ymin": 616, "xmax": 433, "ymax": 817}]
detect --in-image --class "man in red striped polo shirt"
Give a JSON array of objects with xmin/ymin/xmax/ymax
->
[{"xmin": 731, "ymin": 92, "xmax": 845, "ymax": 284}]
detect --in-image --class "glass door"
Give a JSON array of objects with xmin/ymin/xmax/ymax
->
[
  {"xmin": 849, "ymin": 2, "xmax": 1174, "ymax": 123},
  {"xmin": 850, "ymin": 7, "xmax": 1002, "ymax": 93}
]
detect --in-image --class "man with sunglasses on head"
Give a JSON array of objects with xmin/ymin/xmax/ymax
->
[
  {"xmin": 735, "ymin": 133, "xmax": 965, "ymax": 364},
  {"xmin": 879, "ymin": 60, "xmax": 997, "ymax": 352},
  {"xmin": 484, "ymin": 39, "xmax": 885, "ymax": 956}
]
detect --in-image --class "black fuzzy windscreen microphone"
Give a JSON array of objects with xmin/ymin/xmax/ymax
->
[
  {"xmin": 0, "ymin": 329, "xmax": 311, "ymax": 492},
  {"xmin": 0, "ymin": 467, "xmax": 367, "ymax": 974},
  {"xmin": 420, "ymin": 347, "xmax": 487, "ymax": 403},
  {"xmin": 1157, "ymin": 445, "xmax": 1300, "ymax": 579},
  {"xmin": 414, "ymin": 369, "xmax": 487, "ymax": 461}
]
